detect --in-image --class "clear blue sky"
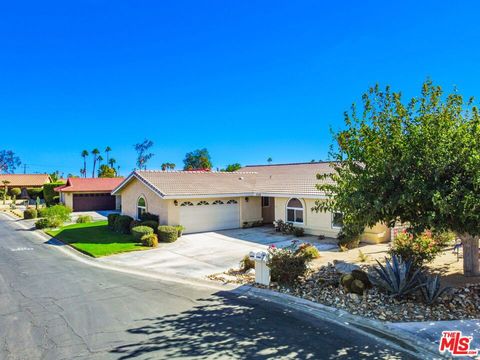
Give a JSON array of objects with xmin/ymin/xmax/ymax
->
[{"xmin": 2, "ymin": 1, "xmax": 480, "ymax": 176}]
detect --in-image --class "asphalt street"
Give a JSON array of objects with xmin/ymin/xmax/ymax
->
[{"xmin": 0, "ymin": 214, "xmax": 417, "ymax": 359}]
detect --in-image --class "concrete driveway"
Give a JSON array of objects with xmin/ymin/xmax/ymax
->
[
  {"xmin": 99, "ymin": 227, "xmax": 338, "ymax": 279},
  {"xmin": 70, "ymin": 210, "xmax": 119, "ymax": 222}
]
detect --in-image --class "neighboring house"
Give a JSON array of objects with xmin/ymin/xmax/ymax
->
[
  {"xmin": 0, "ymin": 173, "xmax": 51, "ymax": 198},
  {"xmin": 112, "ymin": 162, "xmax": 389, "ymax": 243},
  {"xmin": 55, "ymin": 178, "xmax": 124, "ymax": 212}
]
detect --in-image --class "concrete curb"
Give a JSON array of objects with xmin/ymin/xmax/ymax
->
[{"xmin": 231, "ymin": 285, "xmax": 445, "ymax": 359}]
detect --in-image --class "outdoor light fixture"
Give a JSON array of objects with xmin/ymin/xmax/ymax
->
[
  {"xmin": 245, "ymin": 197, "xmax": 249, "ymax": 202},
  {"xmin": 174, "ymin": 200, "xmax": 178, "ymax": 206}
]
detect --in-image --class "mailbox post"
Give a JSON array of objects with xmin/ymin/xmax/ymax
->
[{"xmin": 249, "ymin": 251, "xmax": 270, "ymax": 286}]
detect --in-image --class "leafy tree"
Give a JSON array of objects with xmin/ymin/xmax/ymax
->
[
  {"xmin": 98, "ymin": 164, "xmax": 117, "ymax": 178},
  {"xmin": 315, "ymin": 81, "xmax": 480, "ymax": 276},
  {"xmin": 49, "ymin": 170, "xmax": 61, "ymax": 182},
  {"xmin": 105, "ymin": 146, "xmax": 112, "ymax": 163},
  {"xmin": 91, "ymin": 148, "xmax": 100, "ymax": 177},
  {"xmin": 134, "ymin": 139, "xmax": 154, "ymax": 170},
  {"xmin": 224, "ymin": 163, "xmax": 242, "ymax": 172},
  {"xmin": 81, "ymin": 150, "xmax": 89, "ymax": 178},
  {"xmin": 267, "ymin": 157, "xmax": 272, "ymax": 164},
  {"xmin": 0, "ymin": 150, "xmax": 21, "ymax": 174},
  {"xmin": 183, "ymin": 148, "xmax": 212, "ymax": 170},
  {"xmin": 161, "ymin": 162, "xmax": 176, "ymax": 171}
]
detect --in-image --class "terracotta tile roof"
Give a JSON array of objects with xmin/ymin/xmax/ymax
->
[
  {"xmin": 129, "ymin": 171, "xmax": 258, "ymax": 197},
  {"xmin": 0, "ymin": 174, "xmax": 51, "ymax": 187},
  {"xmin": 55, "ymin": 177, "xmax": 124, "ymax": 193},
  {"xmin": 240, "ymin": 162, "xmax": 336, "ymax": 196},
  {"xmin": 113, "ymin": 162, "xmax": 335, "ymax": 198}
]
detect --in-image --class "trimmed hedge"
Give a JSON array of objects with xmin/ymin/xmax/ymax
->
[
  {"xmin": 158, "ymin": 225, "xmax": 178, "ymax": 243},
  {"xmin": 140, "ymin": 212, "xmax": 159, "ymax": 222},
  {"xmin": 141, "ymin": 233, "xmax": 158, "ymax": 247},
  {"xmin": 107, "ymin": 213, "xmax": 120, "ymax": 229},
  {"xmin": 141, "ymin": 220, "xmax": 159, "ymax": 233},
  {"xmin": 23, "ymin": 208, "xmax": 38, "ymax": 219},
  {"xmin": 114, "ymin": 215, "xmax": 133, "ymax": 234},
  {"xmin": 174, "ymin": 225, "xmax": 185, "ymax": 237},
  {"xmin": 131, "ymin": 225, "xmax": 154, "ymax": 241},
  {"xmin": 43, "ymin": 182, "xmax": 65, "ymax": 206}
]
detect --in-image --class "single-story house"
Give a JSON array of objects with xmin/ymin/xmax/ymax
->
[
  {"xmin": 56, "ymin": 177, "xmax": 124, "ymax": 212},
  {"xmin": 111, "ymin": 162, "xmax": 390, "ymax": 243},
  {"xmin": 0, "ymin": 173, "xmax": 51, "ymax": 198}
]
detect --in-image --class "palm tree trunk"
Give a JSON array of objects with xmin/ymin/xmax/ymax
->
[{"xmin": 92, "ymin": 158, "xmax": 97, "ymax": 178}]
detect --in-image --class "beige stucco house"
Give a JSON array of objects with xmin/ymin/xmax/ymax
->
[{"xmin": 112, "ymin": 162, "xmax": 390, "ymax": 243}]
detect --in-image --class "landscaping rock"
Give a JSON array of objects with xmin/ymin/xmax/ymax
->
[{"xmin": 333, "ymin": 260, "xmax": 360, "ymax": 274}]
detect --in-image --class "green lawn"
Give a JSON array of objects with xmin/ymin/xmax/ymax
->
[{"xmin": 47, "ymin": 221, "xmax": 149, "ymax": 257}]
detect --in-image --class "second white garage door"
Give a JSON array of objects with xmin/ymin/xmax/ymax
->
[{"xmin": 179, "ymin": 201, "xmax": 240, "ymax": 234}]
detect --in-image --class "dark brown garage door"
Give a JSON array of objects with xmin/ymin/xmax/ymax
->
[{"xmin": 73, "ymin": 193, "xmax": 116, "ymax": 211}]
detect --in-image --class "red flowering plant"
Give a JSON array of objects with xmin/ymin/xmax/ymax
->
[{"xmin": 389, "ymin": 229, "xmax": 455, "ymax": 268}]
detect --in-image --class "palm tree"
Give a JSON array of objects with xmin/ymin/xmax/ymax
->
[
  {"xmin": 161, "ymin": 163, "xmax": 167, "ymax": 171},
  {"xmin": 91, "ymin": 148, "xmax": 100, "ymax": 178},
  {"xmin": 98, "ymin": 155, "xmax": 104, "ymax": 167},
  {"xmin": 267, "ymin": 157, "xmax": 273, "ymax": 164},
  {"xmin": 108, "ymin": 158, "xmax": 116, "ymax": 168},
  {"xmin": 105, "ymin": 146, "xmax": 112, "ymax": 163},
  {"xmin": 168, "ymin": 163, "xmax": 176, "ymax": 170},
  {"xmin": 81, "ymin": 150, "xmax": 89, "ymax": 178}
]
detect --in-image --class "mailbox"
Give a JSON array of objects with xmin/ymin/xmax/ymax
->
[{"xmin": 249, "ymin": 250, "xmax": 270, "ymax": 286}]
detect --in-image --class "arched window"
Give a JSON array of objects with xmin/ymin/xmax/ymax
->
[
  {"xmin": 286, "ymin": 198, "xmax": 303, "ymax": 224},
  {"xmin": 137, "ymin": 197, "xmax": 147, "ymax": 219},
  {"xmin": 197, "ymin": 201, "xmax": 209, "ymax": 205},
  {"xmin": 227, "ymin": 199, "xmax": 238, "ymax": 204},
  {"xmin": 212, "ymin": 200, "xmax": 224, "ymax": 205},
  {"xmin": 180, "ymin": 201, "xmax": 194, "ymax": 206}
]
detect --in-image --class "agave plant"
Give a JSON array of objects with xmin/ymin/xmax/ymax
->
[
  {"xmin": 420, "ymin": 275, "xmax": 451, "ymax": 305},
  {"xmin": 372, "ymin": 255, "xmax": 424, "ymax": 298}
]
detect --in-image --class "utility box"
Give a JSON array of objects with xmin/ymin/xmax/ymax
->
[{"xmin": 249, "ymin": 251, "xmax": 270, "ymax": 286}]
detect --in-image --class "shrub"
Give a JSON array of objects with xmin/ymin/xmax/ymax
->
[
  {"xmin": 240, "ymin": 255, "xmax": 255, "ymax": 272},
  {"xmin": 267, "ymin": 245, "xmax": 312, "ymax": 286},
  {"xmin": 35, "ymin": 218, "xmax": 50, "ymax": 229},
  {"xmin": 107, "ymin": 213, "xmax": 120, "ymax": 229},
  {"xmin": 158, "ymin": 225, "xmax": 178, "ymax": 243},
  {"xmin": 10, "ymin": 187, "xmax": 21, "ymax": 197},
  {"xmin": 131, "ymin": 225, "xmax": 154, "ymax": 241},
  {"xmin": 141, "ymin": 233, "xmax": 158, "ymax": 247},
  {"xmin": 293, "ymin": 227, "xmax": 305, "ymax": 237},
  {"xmin": 273, "ymin": 219, "xmax": 295, "ymax": 234},
  {"xmin": 27, "ymin": 187, "xmax": 43, "ymax": 199},
  {"xmin": 76, "ymin": 215, "xmax": 93, "ymax": 223},
  {"xmin": 23, "ymin": 208, "xmax": 38, "ymax": 219},
  {"xmin": 390, "ymin": 230, "xmax": 452, "ymax": 268},
  {"xmin": 140, "ymin": 212, "xmax": 159, "ymax": 222},
  {"xmin": 43, "ymin": 182, "xmax": 65, "ymax": 206},
  {"xmin": 174, "ymin": 225, "xmax": 185, "ymax": 237},
  {"xmin": 129, "ymin": 220, "xmax": 141, "ymax": 231},
  {"xmin": 141, "ymin": 220, "xmax": 159, "ymax": 233},
  {"xmin": 38, "ymin": 207, "xmax": 48, "ymax": 218},
  {"xmin": 372, "ymin": 255, "xmax": 424, "ymax": 298},
  {"xmin": 40, "ymin": 205, "xmax": 71, "ymax": 227},
  {"xmin": 114, "ymin": 215, "xmax": 134, "ymax": 234},
  {"xmin": 295, "ymin": 243, "xmax": 320, "ymax": 260}
]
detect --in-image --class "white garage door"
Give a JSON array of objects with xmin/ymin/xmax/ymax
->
[{"xmin": 179, "ymin": 200, "xmax": 240, "ymax": 234}]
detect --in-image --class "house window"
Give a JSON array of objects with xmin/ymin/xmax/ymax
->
[
  {"xmin": 227, "ymin": 199, "xmax": 238, "ymax": 204},
  {"xmin": 332, "ymin": 212, "xmax": 344, "ymax": 229},
  {"xmin": 286, "ymin": 198, "xmax": 303, "ymax": 224},
  {"xmin": 212, "ymin": 200, "xmax": 224, "ymax": 205},
  {"xmin": 180, "ymin": 201, "xmax": 194, "ymax": 206},
  {"xmin": 262, "ymin": 197, "xmax": 270, "ymax": 207},
  {"xmin": 137, "ymin": 197, "xmax": 147, "ymax": 219},
  {"xmin": 197, "ymin": 201, "xmax": 209, "ymax": 205}
]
